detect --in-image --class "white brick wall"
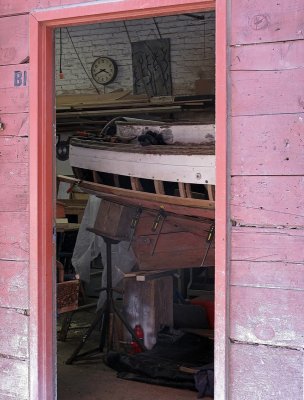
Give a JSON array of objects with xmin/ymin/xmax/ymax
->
[{"xmin": 55, "ymin": 12, "xmax": 215, "ymax": 95}]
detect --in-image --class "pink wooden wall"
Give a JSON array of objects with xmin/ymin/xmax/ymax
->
[
  {"xmin": 0, "ymin": 0, "xmax": 303, "ymax": 399},
  {"xmin": 229, "ymin": 0, "xmax": 304, "ymax": 398}
]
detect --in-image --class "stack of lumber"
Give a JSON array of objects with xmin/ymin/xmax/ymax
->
[{"xmin": 56, "ymin": 91, "xmax": 215, "ymax": 134}]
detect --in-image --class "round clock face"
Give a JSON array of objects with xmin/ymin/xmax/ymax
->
[{"xmin": 91, "ymin": 57, "xmax": 118, "ymax": 85}]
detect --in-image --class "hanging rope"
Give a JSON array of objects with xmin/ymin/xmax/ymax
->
[{"xmin": 65, "ymin": 27, "xmax": 100, "ymax": 94}]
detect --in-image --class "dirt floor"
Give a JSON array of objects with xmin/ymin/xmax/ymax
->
[{"xmin": 57, "ymin": 310, "xmax": 212, "ymax": 400}]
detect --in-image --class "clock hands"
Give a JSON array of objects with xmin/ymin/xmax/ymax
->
[{"xmin": 95, "ymin": 68, "xmax": 112, "ymax": 76}]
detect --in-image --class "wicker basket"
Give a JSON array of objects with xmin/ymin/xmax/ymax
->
[
  {"xmin": 56, "ymin": 261, "xmax": 80, "ymax": 314},
  {"xmin": 57, "ymin": 280, "xmax": 80, "ymax": 314}
]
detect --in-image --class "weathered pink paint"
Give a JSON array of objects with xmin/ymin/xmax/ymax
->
[
  {"xmin": 0, "ymin": 212, "xmax": 29, "ymax": 260},
  {"xmin": 0, "ymin": 358, "xmax": 29, "ymax": 400},
  {"xmin": 0, "ymin": 308, "xmax": 28, "ymax": 358},
  {"xmin": 231, "ymin": 227, "xmax": 304, "ymax": 263},
  {"xmin": 231, "ymin": 69, "xmax": 304, "ymax": 116},
  {"xmin": 231, "ymin": 176, "xmax": 304, "ymax": 227},
  {"xmin": 0, "ymin": 0, "xmax": 302, "ymax": 398},
  {"xmin": 231, "ymin": 40, "xmax": 304, "ymax": 71},
  {"xmin": 230, "ymin": 286, "xmax": 304, "ymax": 348},
  {"xmin": 230, "ymin": 260, "xmax": 304, "ymax": 291},
  {"xmin": 0, "ymin": 65, "xmax": 29, "ymax": 113},
  {"xmin": 0, "ymin": 261, "xmax": 29, "ymax": 309},
  {"xmin": 231, "ymin": 0, "xmax": 304, "ymax": 45},
  {"xmin": 231, "ymin": 114, "xmax": 304, "ymax": 175},
  {"xmin": 0, "ymin": 15, "xmax": 29, "ymax": 66},
  {"xmin": 229, "ymin": 343, "xmax": 303, "ymax": 399}
]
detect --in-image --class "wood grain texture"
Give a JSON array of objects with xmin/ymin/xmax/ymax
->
[
  {"xmin": 230, "ymin": 286, "xmax": 304, "ymax": 348},
  {"xmin": 231, "ymin": 40, "xmax": 304, "ymax": 71},
  {"xmin": 231, "ymin": 227, "xmax": 304, "ymax": 263},
  {"xmin": 231, "ymin": 0, "xmax": 304, "ymax": 45},
  {"xmin": 0, "ymin": 15, "xmax": 28, "ymax": 66},
  {"xmin": 0, "ymin": 65, "xmax": 28, "ymax": 113},
  {"xmin": 229, "ymin": 343, "xmax": 303, "ymax": 400},
  {"xmin": 0, "ymin": 212, "xmax": 29, "ymax": 261},
  {"xmin": 0, "ymin": 308, "xmax": 28, "ymax": 358},
  {"xmin": 0, "ymin": 261, "xmax": 28, "ymax": 309},
  {"xmin": 0, "ymin": 113, "xmax": 28, "ymax": 137},
  {"xmin": 231, "ymin": 114, "xmax": 304, "ymax": 175},
  {"xmin": 231, "ymin": 69, "xmax": 304, "ymax": 116},
  {"xmin": 0, "ymin": 163, "xmax": 28, "ymax": 212},
  {"xmin": 230, "ymin": 261, "xmax": 304, "ymax": 291},
  {"xmin": 0, "ymin": 358, "xmax": 29, "ymax": 400},
  {"xmin": 0, "ymin": 137, "xmax": 28, "ymax": 162},
  {"xmin": 231, "ymin": 176, "xmax": 304, "ymax": 227}
]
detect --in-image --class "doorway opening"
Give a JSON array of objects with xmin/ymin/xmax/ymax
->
[{"xmin": 29, "ymin": 1, "xmax": 228, "ymax": 399}]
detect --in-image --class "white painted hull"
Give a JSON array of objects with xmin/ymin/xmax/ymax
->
[{"xmin": 69, "ymin": 144, "xmax": 215, "ymax": 185}]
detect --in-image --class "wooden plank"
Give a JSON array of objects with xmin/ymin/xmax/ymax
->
[
  {"xmin": 205, "ymin": 184, "xmax": 214, "ymax": 201},
  {"xmin": 0, "ymin": 65, "xmax": 28, "ymax": 113},
  {"xmin": 0, "ymin": 212, "xmax": 29, "ymax": 261},
  {"xmin": 231, "ymin": 227, "xmax": 304, "ymax": 264},
  {"xmin": 154, "ymin": 180, "xmax": 165, "ymax": 195},
  {"xmin": 0, "ymin": 15, "xmax": 28, "ymax": 66},
  {"xmin": 178, "ymin": 182, "xmax": 187, "ymax": 197},
  {"xmin": 231, "ymin": 40, "xmax": 304, "ymax": 71},
  {"xmin": 230, "ymin": 261, "xmax": 304, "ymax": 291},
  {"xmin": 231, "ymin": 0, "xmax": 304, "ymax": 45},
  {"xmin": 133, "ymin": 231, "xmax": 215, "ymax": 270},
  {"xmin": 0, "ymin": 163, "xmax": 28, "ymax": 212},
  {"xmin": 57, "ymin": 175, "xmax": 215, "ymax": 214},
  {"xmin": 0, "ymin": 358, "xmax": 29, "ymax": 399},
  {"xmin": 0, "ymin": 261, "xmax": 28, "ymax": 309},
  {"xmin": 69, "ymin": 144, "xmax": 216, "ymax": 185},
  {"xmin": 229, "ymin": 343, "xmax": 303, "ymax": 400},
  {"xmin": 231, "ymin": 176, "xmax": 304, "ymax": 227},
  {"xmin": 130, "ymin": 177, "xmax": 143, "ymax": 191},
  {"xmin": 230, "ymin": 286, "xmax": 304, "ymax": 348},
  {"xmin": 231, "ymin": 114, "xmax": 304, "ymax": 175},
  {"xmin": 185, "ymin": 183, "xmax": 192, "ymax": 198},
  {"xmin": 0, "ymin": 308, "xmax": 28, "ymax": 358},
  {"xmin": 0, "ymin": 137, "xmax": 28, "ymax": 162},
  {"xmin": 231, "ymin": 69, "xmax": 304, "ymax": 116},
  {"xmin": 0, "ymin": 113, "xmax": 28, "ymax": 137}
]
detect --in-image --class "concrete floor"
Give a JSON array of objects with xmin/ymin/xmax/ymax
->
[{"xmin": 57, "ymin": 311, "xmax": 212, "ymax": 400}]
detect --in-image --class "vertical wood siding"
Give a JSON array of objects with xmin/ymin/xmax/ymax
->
[
  {"xmin": 229, "ymin": 0, "xmax": 304, "ymax": 397},
  {"xmin": 0, "ymin": 12, "xmax": 30, "ymax": 399}
]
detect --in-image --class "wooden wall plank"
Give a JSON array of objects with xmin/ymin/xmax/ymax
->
[
  {"xmin": 230, "ymin": 261, "xmax": 304, "ymax": 291},
  {"xmin": 0, "ymin": 163, "xmax": 28, "ymax": 212},
  {"xmin": 230, "ymin": 286, "xmax": 304, "ymax": 348},
  {"xmin": 0, "ymin": 15, "xmax": 28, "ymax": 66},
  {"xmin": 0, "ymin": 212, "xmax": 29, "ymax": 261},
  {"xmin": 0, "ymin": 137, "xmax": 28, "ymax": 162},
  {"xmin": 0, "ymin": 308, "xmax": 28, "ymax": 358},
  {"xmin": 231, "ymin": 0, "xmax": 304, "ymax": 45},
  {"xmin": 0, "ymin": 358, "xmax": 29, "ymax": 400},
  {"xmin": 0, "ymin": 65, "xmax": 28, "ymax": 113},
  {"xmin": 231, "ymin": 40, "xmax": 304, "ymax": 71},
  {"xmin": 0, "ymin": 261, "xmax": 28, "ymax": 309},
  {"xmin": 229, "ymin": 343, "xmax": 303, "ymax": 399},
  {"xmin": 0, "ymin": 0, "xmax": 111, "ymax": 17},
  {"xmin": 231, "ymin": 227, "xmax": 304, "ymax": 263},
  {"xmin": 231, "ymin": 69, "xmax": 304, "ymax": 116},
  {"xmin": 231, "ymin": 176, "xmax": 304, "ymax": 227},
  {"xmin": 231, "ymin": 114, "xmax": 304, "ymax": 176},
  {"xmin": 0, "ymin": 113, "xmax": 28, "ymax": 137}
]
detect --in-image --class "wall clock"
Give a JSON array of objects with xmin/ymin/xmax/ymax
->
[{"xmin": 91, "ymin": 57, "xmax": 118, "ymax": 85}]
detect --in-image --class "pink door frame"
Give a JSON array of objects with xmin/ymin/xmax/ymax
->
[{"xmin": 29, "ymin": 1, "xmax": 228, "ymax": 398}]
